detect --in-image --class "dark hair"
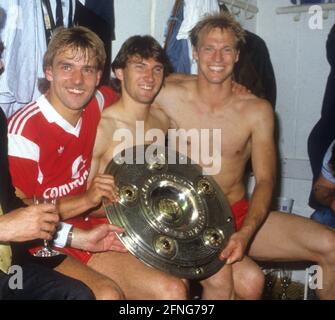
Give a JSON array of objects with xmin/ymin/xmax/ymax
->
[
  {"xmin": 189, "ymin": 12, "xmax": 246, "ymax": 50},
  {"xmin": 328, "ymin": 144, "xmax": 335, "ymax": 177},
  {"xmin": 43, "ymin": 26, "xmax": 106, "ymax": 72},
  {"xmin": 111, "ymin": 35, "xmax": 171, "ymax": 92}
]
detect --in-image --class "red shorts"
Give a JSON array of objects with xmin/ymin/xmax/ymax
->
[
  {"xmin": 231, "ymin": 198, "xmax": 249, "ymax": 231},
  {"xmin": 30, "ymin": 216, "xmax": 108, "ymax": 264}
]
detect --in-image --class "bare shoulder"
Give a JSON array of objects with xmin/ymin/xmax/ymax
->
[
  {"xmin": 238, "ymin": 95, "xmax": 274, "ymax": 123},
  {"xmin": 157, "ymin": 78, "xmax": 196, "ymax": 106},
  {"xmin": 95, "ymin": 107, "xmax": 119, "ymax": 151}
]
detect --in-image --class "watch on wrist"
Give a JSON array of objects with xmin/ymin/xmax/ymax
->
[{"xmin": 66, "ymin": 226, "xmax": 74, "ymax": 247}]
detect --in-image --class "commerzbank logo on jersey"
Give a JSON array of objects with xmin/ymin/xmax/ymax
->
[
  {"xmin": 71, "ymin": 155, "xmax": 87, "ymax": 179},
  {"xmin": 43, "ymin": 155, "xmax": 89, "ymax": 199}
]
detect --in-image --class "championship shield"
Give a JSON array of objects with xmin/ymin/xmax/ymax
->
[{"xmin": 103, "ymin": 145, "xmax": 234, "ymax": 280}]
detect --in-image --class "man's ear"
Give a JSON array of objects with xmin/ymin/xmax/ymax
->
[
  {"xmin": 115, "ymin": 68, "xmax": 124, "ymax": 81},
  {"xmin": 192, "ymin": 47, "xmax": 199, "ymax": 62},
  {"xmin": 45, "ymin": 66, "xmax": 53, "ymax": 82},
  {"xmin": 95, "ymin": 70, "xmax": 102, "ymax": 86},
  {"xmin": 235, "ymin": 50, "xmax": 240, "ymax": 63}
]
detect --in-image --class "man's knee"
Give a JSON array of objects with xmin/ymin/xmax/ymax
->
[
  {"xmin": 155, "ymin": 277, "xmax": 188, "ymax": 300},
  {"xmin": 315, "ymin": 228, "xmax": 335, "ymax": 262},
  {"xmin": 94, "ymin": 280, "xmax": 125, "ymax": 300},
  {"xmin": 238, "ymin": 267, "xmax": 265, "ymax": 300}
]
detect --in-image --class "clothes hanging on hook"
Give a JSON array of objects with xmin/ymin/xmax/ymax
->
[
  {"xmin": 219, "ymin": 5, "xmax": 277, "ymax": 108},
  {"xmin": 41, "ymin": 0, "xmax": 75, "ymax": 45},
  {"xmin": 165, "ymin": 0, "xmax": 191, "ymax": 74},
  {"xmin": 234, "ymin": 30, "xmax": 277, "ymax": 109},
  {"xmin": 177, "ymin": 0, "xmax": 220, "ymax": 74},
  {"xmin": 0, "ymin": 0, "xmax": 46, "ymax": 117}
]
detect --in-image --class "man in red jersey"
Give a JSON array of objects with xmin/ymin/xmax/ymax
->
[{"xmin": 7, "ymin": 26, "xmax": 126, "ymax": 299}]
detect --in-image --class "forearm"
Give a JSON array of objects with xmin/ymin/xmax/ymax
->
[
  {"xmin": 69, "ymin": 227, "xmax": 87, "ymax": 251},
  {"xmin": 58, "ymin": 193, "xmax": 93, "ymax": 220},
  {"xmin": 54, "ymin": 224, "xmax": 88, "ymax": 250},
  {"xmin": 0, "ymin": 216, "xmax": 12, "ymax": 242},
  {"xmin": 239, "ymin": 180, "xmax": 274, "ymax": 239}
]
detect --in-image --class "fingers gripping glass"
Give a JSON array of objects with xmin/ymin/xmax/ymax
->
[{"xmin": 33, "ymin": 196, "xmax": 61, "ymax": 257}]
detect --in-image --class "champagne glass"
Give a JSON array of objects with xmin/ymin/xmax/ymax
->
[
  {"xmin": 33, "ymin": 196, "xmax": 60, "ymax": 257},
  {"xmin": 262, "ymin": 268, "xmax": 278, "ymax": 299},
  {"xmin": 279, "ymin": 269, "xmax": 292, "ymax": 300}
]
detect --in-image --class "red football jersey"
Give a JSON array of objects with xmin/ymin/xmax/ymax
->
[{"xmin": 8, "ymin": 86, "xmax": 119, "ymax": 199}]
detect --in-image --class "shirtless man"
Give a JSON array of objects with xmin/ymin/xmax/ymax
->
[
  {"xmin": 90, "ymin": 32, "xmax": 265, "ymax": 299},
  {"xmin": 88, "ymin": 35, "xmax": 188, "ymax": 300},
  {"xmin": 153, "ymin": 13, "xmax": 335, "ymax": 299}
]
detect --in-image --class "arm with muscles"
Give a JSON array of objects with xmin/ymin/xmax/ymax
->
[
  {"xmin": 313, "ymin": 176, "xmax": 335, "ymax": 211},
  {"xmin": 12, "ymin": 173, "xmax": 118, "ymax": 221},
  {"xmin": 0, "ymin": 204, "xmax": 59, "ymax": 242},
  {"xmin": 220, "ymin": 100, "xmax": 276, "ymax": 264},
  {"xmin": 82, "ymin": 116, "xmax": 120, "ymax": 218},
  {"xmin": 57, "ymin": 174, "xmax": 119, "ymax": 220}
]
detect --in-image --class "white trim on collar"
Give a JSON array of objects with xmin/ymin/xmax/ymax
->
[{"xmin": 37, "ymin": 95, "xmax": 82, "ymax": 137}]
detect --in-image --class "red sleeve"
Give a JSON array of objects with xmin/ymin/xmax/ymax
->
[
  {"xmin": 98, "ymin": 85, "xmax": 120, "ymax": 110},
  {"xmin": 8, "ymin": 155, "xmax": 39, "ymax": 198},
  {"xmin": 7, "ymin": 117, "xmax": 40, "ymax": 198}
]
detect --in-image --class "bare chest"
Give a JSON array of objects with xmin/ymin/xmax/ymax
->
[{"xmin": 168, "ymin": 105, "xmax": 251, "ymax": 160}]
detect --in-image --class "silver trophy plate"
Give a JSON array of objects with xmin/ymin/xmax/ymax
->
[{"xmin": 103, "ymin": 145, "xmax": 234, "ymax": 280}]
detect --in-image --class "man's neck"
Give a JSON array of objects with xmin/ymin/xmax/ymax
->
[
  {"xmin": 196, "ymin": 76, "xmax": 233, "ymax": 111},
  {"xmin": 46, "ymin": 93, "xmax": 82, "ymax": 127},
  {"xmin": 121, "ymin": 96, "xmax": 151, "ymax": 122}
]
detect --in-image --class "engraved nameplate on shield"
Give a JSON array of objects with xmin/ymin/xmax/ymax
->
[{"xmin": 103, "ymin": 145, "xmax": 234, "ymax": 280}]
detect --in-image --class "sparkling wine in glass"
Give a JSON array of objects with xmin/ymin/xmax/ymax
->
[{"xmin": 33, "ymin": 196, "xmax": 60, "ymax": 257}]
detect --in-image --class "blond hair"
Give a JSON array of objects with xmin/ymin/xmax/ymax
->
[
  {"xmin": 189, "ymin": 12, "xmax": 246, "ymax": 50},
  {"xmin": 43, "ymin": 26, "xmax": 106, "ymax": 72}
]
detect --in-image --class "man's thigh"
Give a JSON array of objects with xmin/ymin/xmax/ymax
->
[
  {"xmin": 2, "ymin": 263, "xmax": 94, "ymax": 300},
  {"xmin": 248, "ymin": 211, "xmax": 331, "ymax": 261},
  {"xmin": 87, "ymin": 251, "xmax": 184, "ymax": 299}
]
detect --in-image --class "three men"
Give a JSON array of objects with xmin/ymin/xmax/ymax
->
[{"xmin": 6, "ymin": 14, "xmax": 335, "ymax": 300}]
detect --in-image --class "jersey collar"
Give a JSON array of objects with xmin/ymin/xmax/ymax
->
[{"xmin": 37, "ymin": 95, "xmax": 82, "ymax": 137}]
